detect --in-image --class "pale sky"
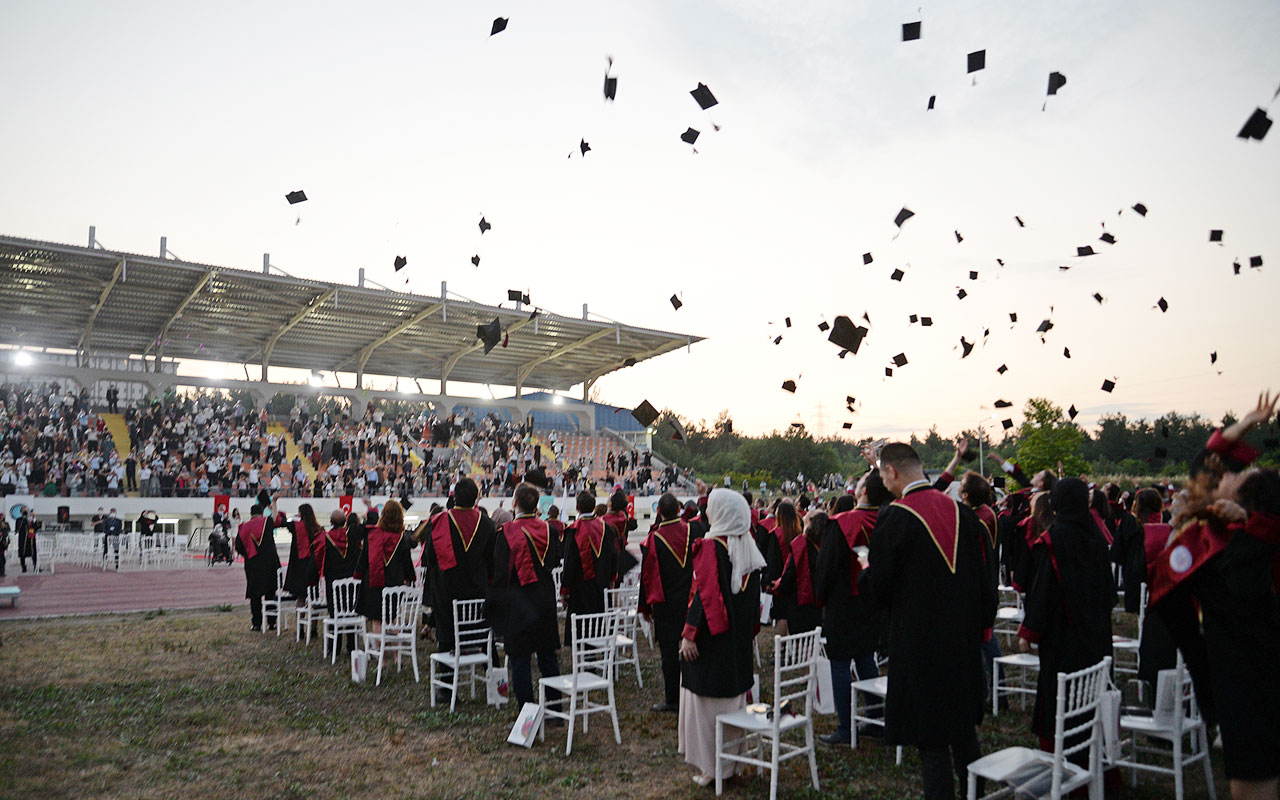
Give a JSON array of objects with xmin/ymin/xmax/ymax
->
[{"xmin": 2, "ymin": 0, "xmax": 1278, "ymax": 439}]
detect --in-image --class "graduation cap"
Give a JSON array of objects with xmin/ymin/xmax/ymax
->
[
  {"xmin": 1068, "ymin": 404, "xmax": 1079, "ymax": 420},
  {"xmin": 399, "ymin": 495, "xmax": 413, "ymax": 511},
  {"xmin": 603, "ymin": 59, "xmax": 618, "ymax": 101},
  {"xmin": 1002, "ymin": 419, "xmax": 1014, "ymax": 430},
  {"xmin": 680, "ymin": 127, "xmax": 700, "ymax": 145},
  {"xmin": 632, "ymin": 400, "xmax": 660, "ymax": 427},
  {"xmin": 1154, "ymin": 447, "xmax": 1168, "ymax": 459},
  {"xmin": 490, "ymin": 17, "xmax": 508, "ymax": 35},
  {"xmin": 1132, "ymin": 203, "xmax": 1148, "ymax": 216},
  {"xmin": 1036, "ymin": 319, "xmax": 1054, "ymax": 334},
  {"xmin": 507, "ymin": 289, "xmax": 530, "ymax": 304},
  {"xmin": 479, "ymin": 216, "xmax": 491, "ymax": 234},
  {"xmin": 1251, "ymin": 255, "xmax": 1263, "ymax": 268},
  {"xmin": 1156, "ymin": 297, "xmax": 1169, "ymax": 312},
  {"xmin": 1101, "ymin": 379, "xmax": 1116, "ymax": 393},
  {"xmin": 773, "ymin": 335, "xmax": 783, "ymax": 345},
  {"xmin": 1047, "ymin": 71, "xmax": 1067, "ymax": 95},
  {"xmin": 997, "ymin": 364, "xmax": 1008, "ymax": 374},
  {"xmin": 781, "ymin": 379, "xmax": 797, "ymax": 393},
  {"xmin": 957, "ymin": 288, "xmax": 968, "ymax": 300},
  {"xmin": 1063, "ymin": 347, "xmax": 1071, "ymax": 359},
  {"xmin": 890, "ymin": 268, "xmax": 905, "ymax": 281},
  {"xmin": 921, "ymin": 316, "xmax": 933, "ymax": 327},
  {"xmin": 670, "ymin": 294, "xmax": 683, "ymax": 310},
  {"xmin": 845, "ymin": 395, "xmax": 856, "ymax": 407},
  {"xmin": 1015, "ymin": 216, "xmax": 1025, "ymax": 228},
  {"xmin": 1093, "ymin": 292, "xmax": 1104, "ymax": 304},
  {"xmin": 992, "ymin": 475, "xmax": 1007, "ymax": 489},
  {"xmin": 885, "ymin": 367, "xmax": 894, "ymax": 377},
  {"xmin": 1100, "ymin": 232, "xmax": 1116, "ymax": 245},
  {"xmin": 471, "ymin": 255, "xmax": 481, "ymax": 267},
  {"xmin": 909, "ymin": 314, "xmax": 919, "ymax": 323},
  {"xmin": 994, "ymin": 399, "xmax": 1013, "ymax": 408},
  {"xmin": 894, "ymin": 207, "xmax": 915, "ymax": 228},
  {"xmin": 285, "ymin": 190, "xmax": 307, "ymax": 204},
  {"xmin": 817, "ymin": 321, "xmax": 830, "ymax": 332},
  {"xmin": 477, "ymin": 318, "xmax": 502, "ymax": 354},
  {"xmin": 393, "ymin": 255, "xmax": 407, "ymax": 271},
  {"xmin": 842, "ymin": 422, "xmax": 853, "ymax": 430},
  {"xmin": 927, "ymin": 95, "xmax": 936, "ymax": 110},
  {"xmin": 1209, "ymin": 229, "xmax": 1223, "ymax": 242},
  {"xmin": 967, "ymin": 50, "xmax": 986, "ymax": 73},
  {"xmin": 623, "ymin": 357, "xmax": 637, "ymax": 367},
  {"xmin": 902, "ymin": 21, "xmax": 922, "ymax": 41},
  {"xmin": 960, "ymin": 337, "xmax": 974, "ymax": 358},
  {"xmin": 961, "ymin": 447, "xmax": 978, "ymax": 463},
  {"xmin": 969, "ymin": 270, "xmax": 979, "ymax": 280},
  {"xmin": 1210, "ymin": 351, "xmax": 1218, "ymax": 364},
  {"xmin": 955, "ymin": 230, "xmax": 964, "ymax": 243},
  {"xmin": 863, "ymin": 252, "xmax": 873, "ymax": 265},
  {"xmin": 892, "ymin": 353, "xmax": 908, "ymax": 367},
  {"xmin": 1238, "ymin": 107, "xmax": 1272, "ymax": 141},
  {"xmin": 784, "ymin": 317, "xmax": 792, "ymax": 327},
  {"xmin": 579, "ymin": 139, "xmax": 591, "ymax": 156},
  {"xmin": 1077, "ymin": 246, "xmax": 1096, "ymax": 257},
  {"xmin": 827, "ymin": 315, "xmax": 868, "ymax": 354},
  {"xmin": 1009, "ymin": 312, "xmax": 1018, "ymax": 322},
  {"xmin": 1234, "ymin": 260, "xmax": 1242, "ymax": 275},
  {"xmin": 690, "ymin": 83, "xmax": 718, "ymax": 110}
]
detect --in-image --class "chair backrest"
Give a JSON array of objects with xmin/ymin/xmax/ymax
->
[
  {"xmin": 552, "ymin": 566, "xmax": 564, "ymax": 597},
  {"xmin": 381, "ymin": 586, "xmax": 419, "ymax": 632},
  {"xmin": 306, "ymin": 581, "xmax": 325, "ymax": 608},
  {"xmin": 769, "ymin": 627, "xmax": 822, "ymax": 731},
  {"xmin": 1137, "ymin": 582, "xmax": 1149, "ymax": 638},
  {"xmin": 605, "ymin": 586, "xmax": 641, "ymax": 637},
  {"xmin": 452, "ymin": 598, "xmax": 493, "ymax": 658},
  {"xmin": 275, "ymin": 566, "xmax": 286, "ymax": 594},
  {"xmin": 331, "ymin": 577, "xmax": 360, "ymax": 617},
  {"xmin": 1050, "ymin": 656, "xmax": 1111, "ymax": 797},
  {"xmin": 1152, "ymin": 652, "xmax": 1198, "ymax": 734},
  {"xmin": 570, "ymin": 611, "xmax": 618, "ymax": 681}
]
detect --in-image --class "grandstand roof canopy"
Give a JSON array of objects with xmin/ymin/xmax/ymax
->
[{"xmin": 0, "ymin": 234, "xmax": 702, "ymax": 391}]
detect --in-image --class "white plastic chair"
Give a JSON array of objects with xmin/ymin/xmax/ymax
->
[
  {"xmin": 322, "ymin": 577, "xmax": 365, "ymax": 663},
  {"xmin": 1114, "ymin": 653, "xmax": 1216, "ymax": 800},
  {"xmin": 714, "ymin": 627, "xmax": 822, "ymax": 800},
  {"xmin": 604, "ymin": 586, "xmax": 643, "ymax": 688},
  {"xmin": 850, "ymin": 675, "xmax": 903, "ymax": 764},
  {"xmin": 967, "ymin": 656, "xmax": 1112, "ymax": 800},
  {"xmin": 429, "ymin": 598, "xmax": 493, "ymax": 712},
  {"xmin": 552, "ymin": 566, "xmax": 567, "ymax": 626},
  {"xmin": 261, "ymin": 567, "xmax": 288, "ymax": 635},
  {"xmin": 294, "ymin": 581, "xmax": 327, "ymax": 645},
  {"xmin": 1112, "ymin": 583, "xmax": 1147, "ymax": 678},
  {"xmin": 364, "ymin": 586, "xmax": 422, "ymax": 685},
  {"xmin": 538, "ymin": 611, "xmax": 620, "ymax": 755},
  {"xmin": 992, "ymin": 652, "xmax": 1040, "ymax": 716}
]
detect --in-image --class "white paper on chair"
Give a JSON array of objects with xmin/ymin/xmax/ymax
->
[
  {"xmin": 759, "ymin": 593, "xmax": 773, "ymax": 625},
  {"xmin": 350, "ymin": 649, "xmax": 368, "ymax": 683},
  {"xmin": 507, "ymin": 702, "xmax": 543, "ymax": 748},
  {"xmin": 486, "ymin": 666, "xmax": 510, "ymax": 707},
  {"xmin": 747, "ymin": 673, "xmax": 760, "ymax": 704},
  {"xmin": 814, "ymin": 656, "xmax": 835, "ymax": 715},
  {"xmin": 1101, "ymin": 687, "xmax": 1123, "ymax": 764}
]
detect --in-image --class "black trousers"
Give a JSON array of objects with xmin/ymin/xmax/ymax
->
[
  {"xmin": 918, "ymin": 729, "xmax": 983, "ymax": 800},
  {"xmin": 653, "ymin": 612, "xmax": 683, "ymax": 705},
  {"xmin": 249, "ymin": 595, "xmax": 265, "ymax": 629},
  {"xmin": 511, "ymin": 649, "xmax": 562, "ymax": 708}
]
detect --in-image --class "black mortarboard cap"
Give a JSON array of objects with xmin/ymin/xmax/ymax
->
[
  {"xmin": 885, "ymin": 367, "xmax": 893, "ymax": 377},
  {"xmin": 863, "ymin": 252, "xmax": 873, "ymax": 265},
  {"xmin": 967, "ymin": 50, "xmax": 986, "ymax": 73},
  {"xmin": 921, "ymin": 316, "xmax": 933, "ymax": 326},
  {"xmin": 623, "ymin": 357, "xmax": 636, "ymax": 367},
  {"xmin": 286, "ymin": 190, "xmax": 307, "ymax": 204},
  {"xmin": 1009, "ymin": 312, "xmax": 1018, "ymax": 322},
  {"xmin": 1238, "ymin": 107, "xmax": 1272, "ymax": 141},
  {"xmin": 1068, "ymin": 404, "xmax": 1078, "ymax": 420},
  {"xmin": 842, "ymin": 422, "xmax": 853, "ymax": 430},
  {"xmin": 632, "ymin": 400, "xmax": 660, "ymax": 427},
  {"xmin": 902, "ymin": 21, "xmax": 922, "ymax": 41},
  {"xmin": 670, "ymin": 294, "xmax": 683, "ymax": 310},
  {"xmin": 1250, "ymin": 255, "xmax": 1263, "ymax": 268},
  {"xmin": 969, "ymin": 270, "xmax": 979, "ymax": 280},
  {"xmin": 957, "ymin": 288, "xmax": 968, "ymax": 300},
  {"xmin": 960, "ymin": 337, "xmax": 974, "ymax": 358},
  {"xmin": 1047, "ymin": 71, "xmax": 1067, "ymax": 95},
  {"xmin": 1210, "ymin": 351, "xmax": 1218, "ymax": 364},
  {"xmin": 992, "ymin": 475, "xmax": 1006, "ymax": 489},
  {"xmin": 955, "ymin": 230, "xmax": 964, "ymax": 243},
  {"xmin": 892, "ymin": 353, "xmax": 908, "ymax": 367},
  {"xmin": 773, "ymin": 335, "xmax": 783, "ymax": 345},
  {"xmin": 927, "ymin": 95, "xmax": 936, "ymax": 110},
  {"xmin": 818, "ymin": 321, "xmax": 830, "ymax": 331},
  {"xmin": 890, "ymin": 268, "xmax": 904, "ymax": 281},
  {"xmin": 1093, "ymin": 292, "xmax": 1104, "ymax": 304},
  {"xmin": 997, "ymin": 364, "xmax": 1008, "ymax": 374},
  {"xmin": 1156, "ymin": 297, "xmax": 1169, "ymax": 312},
  {"xmin": 1234, "ymin": 260, "xmax": 1242, "ymax": 274},
  {"xmin": 790, "ymin": 422, "xmax": 805, "ymax": 430},
  {"xmin": 1063, "ymin": 347, "xmax": 1071, "ymax": 359},
  {"xmin": 1002, "ymin": 419, "xmax": 1014, "ymax": 430},
  {"xmin": 846, "ymin": 395, "xmax": 856, "ymax": 406},
  {"xmin": 394, "ymin": 255, "xmax": 407, "ymax": 271},
  {"xmin": 479, "ymin": 216, "xmax": 491, "ymax": 234},
  {"xmin": 490, "ymin": 17, "xmax": 507, "ymax": 35},
  {"xmin": 781, "ymin": 317, "xmax": 791, "ymax": 328},
  {"xmin": 1132, "ymin": 203, "xmax": 1148, "ymax": 216},
  {"xmin": 961, "ymin": 448, "xmax": 978, "ymax": 463},
  {"xmin": 471, "ymin": 255, "xmax": 481, "ymax": 267},
  {"xmin": 1209, "ymin": 229, "xmax": 1223, "ymax": 242},
  {"xmin": 1036, "ymin": 319, "xmax": 1054, "ymax": 333},
  {"xmin": 1015, "ymin": 216, "xmax": 1025, "ymax": 228},
  {"xmin": 1101, "ymin": 379, "xmax": 1116, "ymax": 393},
  {"xmin": 690, "ymin": 83, "xmax": 718, "ymax": 110},
  {"xmin": 828, "ymin": 315, "xmax": 868, "ymax": 354},
  {"xmin": 909, "ymin": 314, "xmax": 919, "ymax": 323},
  {"xmin": 1077, "ymin": 246, "xmax": 1095, "ymax": 257},
  {"xmin": 603, "ymin": 76, "xmax": 617, "ymax": 101},
  {"xmin": 1154, "ymin": 447, "xmax": 1168, "ymax": 459},
  {"xmin": 507, "ymin": 289, "xmax": 524, "ymax": 302},
  {"xmin": 781, "ymin": 379, "xmax": 797, "ymax": 393},
  {"xmin": 1100, "ymin": 232, "xmax": 1116, "ymax": 245},
  {"xmin": 894, "ymin": 207, "xmax": 915, "ymax": 228},
  {"xmin": 681, "ymin": 127, "xmax": 700, "ymax": 145},
  {"xmin": 580, "ymin": 139, "xmax": 591, "ymax": 156},
  {"xmin": 477, "ymin": 318, "xmax": 502, "ymax": 354},
  {"xmin": 994, "ymin": 399, "xmax": 1013, "ymax": 408},
  {"xmin": 399, "ymin": 495, "xmax": 413, "ymax": 511}
]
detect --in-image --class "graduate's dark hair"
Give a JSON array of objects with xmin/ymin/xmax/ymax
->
[
  {"xmin": 863, "ymin": 469, "xmax": 893, "ymax": 507},
  {"xmin": 776, "ymin": 502, "xmax": 802, "ymax": 545},
  {"xmin": 1088, "ymin": 488, "xmax": 1110, "ymax": 521},
  {"xmin": 514, "ymin": 482, "xmax": 539, "ymax": 514},
  {"xmin": 547, "ymin": 505, "xmax": 560, "ymax": 519},
  {"xmin": 1133, "ymin": 488, "xmax": 1162, "ymax": 521},
  {"xmin": 576, "ymin": 490, "xmax": 596, "ymax": 514},
  {"xmin": 805, "ymin": 511, "xmax": 828, "ymax": 541},
  {"xmin": 879, "ymin": 442, "xmax": 921, "ymax": 471},
  {"xmin": 960, "ymin": 471, "xmax": 994, "ymax": 508},
  {"xmin": 250, "ymin": 504, "xmax": 264, "ymax": 517},
  {"xmin": 455, "ymin": 477, "xmax": 479, "ymax": 508},
  {"xmin": 595, "ymin": 503, "xmax": 608, "ymax": 517},
  {"xmin": 657, "ymin": 493, "xmax": 681, "ymax": 520},
  {"xmin": 1237, "ymin": 468, "xmax": 1280, "ymax": 515},
  {"xmin": 832, "ymin": 493, "xmax": 856, "ymax": 513},
  {"xmin": 743, "ymin": 491, "xmax": 753, "ymax": 505},
  {"xmin": 797, "ymin": 495, "xmax": 811, "ymax": 513},
  {"xmin": 609, "ymin": 489, "xmax": 627, "ymax": 513},
  {"xmin": 298, "ymin": 503, "xmax": 320, "ymax": 536},
  {"xmin": 1104, "ymin": 482, "xmax": 1122, "ymax": 503}
]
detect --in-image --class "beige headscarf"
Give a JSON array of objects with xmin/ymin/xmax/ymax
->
[{"xmin": 706, "ymin": 490, "xmax": 766, "ymax": 594}]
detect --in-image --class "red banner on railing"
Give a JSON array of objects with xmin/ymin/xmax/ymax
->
[{"xmin": 214, "ymin": 494, "xmax": 230, "ymax": 517}]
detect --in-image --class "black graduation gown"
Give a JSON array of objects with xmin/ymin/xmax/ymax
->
[
  {"xmin": 321, "ymin": 528, "xmax": 360, "ymax": 611},
  {"xmin": 864, "ymin": 486, "xmax": 996, "ymax": 747},
  {"xmin": 1109, "ymin": 511, "xmax": 1145, "ymax": 612},
  {"xmin": 814, "ymin": 512, "xmax": 881, "ymax": 661},
  {"xmin": 235, "ymin": 516, "xmax": 281, "ymax": 599},
  {"xmin": 16, "ymin": 517, "xmax": 35, "ymax": 560},
  {"xmin": 561, "ymin": 518, "xmax": 620, "ymax": 641},
  {"xmin": 680, "ymin": 538, "xmax": 761, "ymax": 698},
  {"xmin": 772, "ymin": 535, "xmax": 823, "ymax": 635},
  {"xmin": 638, "ymin": 521, "xmax": 694, "ymax": 644},
  {"xmin": 488, "ymin": 523, "xmax": 561, "ymax": 658},
  {"xmin": 1018, "ymin": 523, "xmax": 1116, "ymax": 741},
  {"xmin": 423, "ymin": 511, "xmax": 496, "ymax": 651},
  {"xmin": 355, "ymin": 532, "xmax": 416, "ymax": 620},
  {"xmin": 283, "ymin": 521, "xmax": 318, "ymax": 597}
]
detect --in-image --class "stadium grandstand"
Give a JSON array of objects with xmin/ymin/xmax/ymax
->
[{"xmin": 0, "ymin": 230, "xmax": 702, "ymax": 560}]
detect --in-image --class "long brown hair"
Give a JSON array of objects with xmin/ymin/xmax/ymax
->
[
  {"xmin": 378, "ymin": 499, "xmax": 405, "ymax": 534},
  {"xmin": 298, "ymin": 503, "xmax": 321, "ymax": 536},
  {"xmin": 776, "ymin": 501, "xmax": 802, "ymax": 544}
]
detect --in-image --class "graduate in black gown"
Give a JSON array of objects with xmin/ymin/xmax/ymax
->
[
  {"xmin": 639, "ymin": 493, "xmax": 694, "ymax": 713},
  {"xmin": 864, "ymin": 443, "xmax": 996, "ymax": 800},
  {"xmin": 283, "ymin": 503, "xmax": 321, "ymax": 599},
  {"xmin": 1016, "ymin": 478, "xmax": 1116, "ymax": 750},
  {"xmin": 1107, "ymin": 483, "xmax": 1146, "ymax": 612},
  {"xmin": 561, "ymin": 490, "xmax": 620, "ymax": 643},
  {"xmin": 1150, "ymin": 393, "xmax": 1280, "ymax": 797},
  {"xmin": 488, "ymin": 482, "xmax": 562, "ymax": 708},
  {"xmin": 1131, "ymin": 488, "xmax": 1178, "ymax": 688},
  {"xmin": 677, "ymin": 489, "xmax": 765, "ymax": 787},
  {"xmin": 420, "ymin": 477, "xmax": 495, "ymax": 652},
  {"xmin": 355, "ymin": 500, "xmax": 416, "ymax": 626},
  {"xmin": 600, "ymin": 488, "xmax": 638, "ymax": 548},
  {"xmin": 317, "ymin": 509, "xmax": 361, "ymax": 654},
  {"xmin": 772, "ymin": 510, "xmax": 825, "ymax": 636},
  {"xmin": 234, "ymin": 496, "xmax": 282, "ymax": 631}
]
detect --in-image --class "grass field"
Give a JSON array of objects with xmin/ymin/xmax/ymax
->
[{"xmin": 0, "ymin": 608, "xmax": 1220, "ymax": 799}]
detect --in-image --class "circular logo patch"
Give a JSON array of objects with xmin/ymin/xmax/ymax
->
[{"xmin": 1169, "ymin": 545, "xmax": 1193, "ymax": 574}]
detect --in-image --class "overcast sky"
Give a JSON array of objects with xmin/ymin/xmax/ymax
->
[{"xmin": 3, "ymin": 0, "xmax": 1278, "ymax": 439}]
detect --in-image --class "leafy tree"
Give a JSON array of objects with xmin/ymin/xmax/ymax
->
[{"xmin": 1014, "ymin": 398, "xmax": 1089, "ymax": 476}]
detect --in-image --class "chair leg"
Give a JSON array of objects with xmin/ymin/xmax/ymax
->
[
  {"xmin": 608, "ymin": 683, "xmax": 621, "ymax": 744},
  {"xmin": 375, "ymin": 645, "xmax": 385, "ymax": 686},
  {"xmin": 1201, "ymin": 728, "xmax": 1217, "ymax": 800},
  {"xmin": 715, "ymin": 720, "xmax": 724, "ymax": 795},
  {"xmin": 1174, "ymin": 735, "xmax": 1184, "ymax": 800},
  {"xmin": 410, "ymin": 641, "xmax": 419, "ymax": 683},
  {"xmin": 992, "ymin": 663, "xmax": 999, "ymax": 717},
  {"xmin": 430, "ymin": 660, "xmax": 438, "ymax": 707},
  {"xmin": 538, "ymin": 684, "xmax": 547, "ymax": 743},
  {"xmin": 967, "ymin": 769, "xmax": 977, "ymax": 800},
  {"xmin": 450, "ymin": 664, "xmax": 459, "ymax": 713},
  {"xmin": 769, "ymin": 731, "xmax": 780, "ymax": 800},
  {"xmin": 565, "ymin": 691, "xmax": 578, "ymax": 756},
  {"xmin": 807, "ymin": 720, "xmax": 819, "ymax": 790}
]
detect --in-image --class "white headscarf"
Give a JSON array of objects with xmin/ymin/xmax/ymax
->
[{"xmin": 706, "ymin": 490, "xmax": 766, "ymax": 594}]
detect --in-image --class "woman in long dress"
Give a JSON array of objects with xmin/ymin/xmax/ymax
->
[{"xmin": 678, "ymin": 489, "xmax": 765, "ymax": 787}]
